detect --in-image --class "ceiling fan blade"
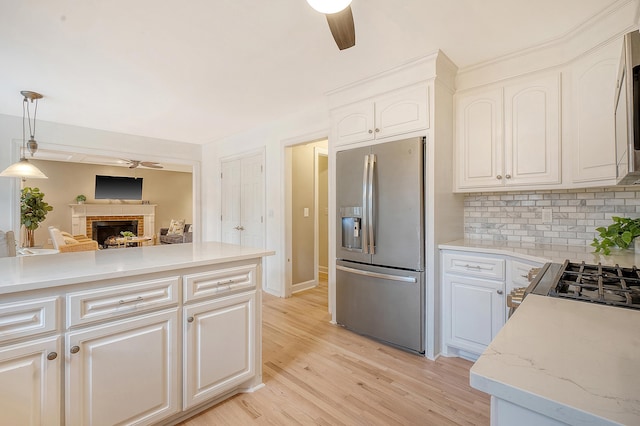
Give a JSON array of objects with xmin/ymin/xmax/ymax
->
[
  {"xmin": 141, "ymin": 162, "xmax": 163, "ymax": 169},
  {"xmin": 325, "ymin": 6, "xmax": 355, "ymax": 50}
]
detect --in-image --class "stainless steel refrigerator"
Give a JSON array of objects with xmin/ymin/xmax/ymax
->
[{"xmin": 336, "ymin": 136, "xmax": 425, "ymax": 354}]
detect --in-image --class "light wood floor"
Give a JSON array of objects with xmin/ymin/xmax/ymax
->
[{"xmin": 180, "ymin": 281, "xmax": 490, "ymax": 425}]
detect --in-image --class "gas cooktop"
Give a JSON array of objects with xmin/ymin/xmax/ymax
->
[{"xmin": 528, "ymin": 260, "xmax": 640, "ymax": 310}]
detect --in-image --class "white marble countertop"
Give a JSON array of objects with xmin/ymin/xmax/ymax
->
[
  {"xmin": 439, "ymin": 239, "xmax": 640, "ymax": 268},
  {"xmin": 470, "ymin": 294, "xmax": 640, "ymax": 425},
  {"xmin": 0, "ymin": 242, "xmax": 275, "ymax": 295}
]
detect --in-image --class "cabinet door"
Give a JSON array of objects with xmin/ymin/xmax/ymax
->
[
  {"xmin": 184, "ymin": 291, "xmax": 255, "ymax": 409},
  {"xmin": 443, "ymin": 274, "xmax": 505, "ymax": 355},
  {"xmin": 66, "ymin": 309, "xmax": 179, "ymax": 426},
  {"xmin": 455, "ymin": 88, "xmax": 504, "ymax": 189},
  {"xmin": 331, "ymin": 100, "xmax": 375, "ymax": 146},
  {"xmin": 375, "ymin": 84, "xmax": 429, "ymax": 139},
  {"xmin": 504, "ymin": 73, "xmax": 561, "ymax": 186},
  {"xmin": 0, "ymin": 337, "xmax": 61, "ymax": 426},
  {"xmin": 571, "ymin": 39, "xmax": 622, "ymax": 183}
]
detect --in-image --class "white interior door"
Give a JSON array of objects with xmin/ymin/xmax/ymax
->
[
  {"xmin": 221, "ymin": 160, "xmax": 242, "ymax": 245},
  {"xmin": 240, "ymin": 154, "xmax": 264, "ymax": 248},
  {"xmin": 221, "ymin": 152, "xmax": 264, "ymax": 248}
]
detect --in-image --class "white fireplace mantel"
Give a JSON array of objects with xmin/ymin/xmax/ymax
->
[{"xmin": 70, "ymin": 204, "xmax": 156, "ymax": 237}]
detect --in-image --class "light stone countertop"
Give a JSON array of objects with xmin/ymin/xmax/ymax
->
[
  {"xmin": 470, "ymin": 294, "xmax": 640, "ymax": 425},
  {"xmin": 439, "ymin": 239, "xmax": 640, "ymax": 268},
  {"xmin": 0, "ymin": 242, "xmax": 275, "ymax": 295}
]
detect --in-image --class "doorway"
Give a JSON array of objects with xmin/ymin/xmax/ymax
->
[{"xmin": 285, "ymin": 140, "xmax": 328, "ymax": 296}]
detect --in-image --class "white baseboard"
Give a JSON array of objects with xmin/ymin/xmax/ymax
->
[{"xmin": 292, "ymin": 279, "xmax": 317, "ymax": 294}]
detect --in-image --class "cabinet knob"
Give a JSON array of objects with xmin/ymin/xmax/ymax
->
[
  {"xmin": 47, "ymin": 352, "xmax": 58, "ymax": 361},
  {"xmin": 70, "ymin": 346, "xmax": 80, "ymax": 354},
  {"xmin": 496, "ymin": 175, "xmax": 502, "ymax": 180},
  {"xmin": 505, "ymin": 174, "xmax": 512, "ymax": 179},
  {"xmin": 375, "ymin": 128, "xmax": 380, "ymax": 133},
  {"xmin": 497, "ymin": 289, "xmax": 504, "ymax": 295},
  {"xmin": 187, "ymin": 316, "xmax": 194, "ymax": 323},
  {"xmin": 368, "ymin": 129, "xmax": 373, "ymax": 134}
]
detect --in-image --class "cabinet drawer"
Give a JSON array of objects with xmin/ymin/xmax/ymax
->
[
  {"xmin": 442, "ymin": 252, "xmax": 505, "ymax": 280},
  {"xmin": 184, "ymin": 264, "xmax": 257, "ymax": 303},
  {"xmin": 67, "ymin": 277, "xmax": 179, "ymax": 328},
  {"xmin": 0, "ymin": 297, "xmax": 58, "ymax": 344}
]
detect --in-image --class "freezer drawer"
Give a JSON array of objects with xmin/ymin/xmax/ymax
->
[{"xmin": 336, "ymin": 261, "xmax": 424, "ymax": 354}]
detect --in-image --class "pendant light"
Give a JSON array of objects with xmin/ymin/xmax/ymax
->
[
  {"xmin": 0, "ymin": 91, "xmax": 48, "ymax": 180},
  {"xmin": 306, "ymin": 0, "xmax": 352, "ymax": 14}
]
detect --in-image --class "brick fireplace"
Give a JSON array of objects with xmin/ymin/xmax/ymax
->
[{"xmin": 70, "ymin": 204, "xmax": 156, "ymax": 241}]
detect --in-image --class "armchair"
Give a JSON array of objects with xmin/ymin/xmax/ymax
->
[
  {"xmin": 159, "ymin": 223, "xmax": 193, "ymax": 244},
  {"xmin": 49, "ymin": 226, "xmax": 99, "ymax": 253}
]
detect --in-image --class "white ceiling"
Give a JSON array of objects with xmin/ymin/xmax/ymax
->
[{"xmin": 0, "ymin": 0, "xmax": 622, "ymax": 145}]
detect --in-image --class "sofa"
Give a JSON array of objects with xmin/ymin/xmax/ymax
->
[{"xmin": 159, "ymin": 223, "xmax": 193, "ymax": 244}]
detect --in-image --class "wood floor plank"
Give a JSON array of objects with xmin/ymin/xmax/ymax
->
[{"xmin": 179, "ymin": 281, "xmax": 490, "ymax": 425}]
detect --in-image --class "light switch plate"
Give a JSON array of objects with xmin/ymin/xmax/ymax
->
[{"xmin": 303, "ymin": 207, "xmax": 309, "ymax": 217}]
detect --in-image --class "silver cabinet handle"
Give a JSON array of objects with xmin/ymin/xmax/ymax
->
[
  {"xmin": 464, "ymin": 264, "xmax": 482, "ymax": 269},
  {"xmin": 368, "ymin": 129, "xmax": 373, "ymax": 134},
  {"xmin": 70, "ymin": 346, "xmax": 80, "ymax": 354},
  {"xmin": 119, "ymin": 296, "xmax": 143, "ymax": 305},
  {"xmin": 497, "ymin": 289, "xmax": 504, "ymax": 295},
  {"xmin": 505, "ymin": 174, "xmax": 512, "ymax": 179},
  {"xmin": 375, "ymin": 128, "xmax": 380, "ymax": 133},
  {"xmin": 496, "ymin": 175, "xmax": 503, "ymax": 180},
  {"xmin": 187, "ymin": 316, "xmax": 194, "ymax": 323},
  {"xmin": 47, "ymin": 352, "xmax": 57, "ymax": 361}
]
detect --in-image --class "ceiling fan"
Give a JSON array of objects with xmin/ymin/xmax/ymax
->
[
  {"xmin": 122, "ymin": 159, "xmax": 163, "ymax": 169},
  {"xmin": 306, "ymin": 0, "xmax": 355, "ymax": 50}
]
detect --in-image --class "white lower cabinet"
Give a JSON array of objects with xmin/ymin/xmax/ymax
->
[
  {"xmin": 66, "ymin": 309, "xmax": 179, "ymax": 426},
  {"xmin": 0, "ymin": 336, "xmax": 61, "ymax": 426},
  {"xmin": 443, "ymin": 274, "xmax": 505, "ymax": 356},
  {"xmin": 183, "ymin": 291, "xmax": 255, "ymax": 409}
]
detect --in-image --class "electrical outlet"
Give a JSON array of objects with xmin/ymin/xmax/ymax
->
[{"xmin": 542, "ymin": 208, "xmax": 552, "ymax": 224}]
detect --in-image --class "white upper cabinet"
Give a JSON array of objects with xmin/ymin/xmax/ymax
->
[
  {"xmin": 331, "ymin": 84, "xmax": 429, "ymax": 147},
  {"xmin": 570, "ymin": 39, "xmax": 622, "ymax": 184},
  {"xmin": 456, "ymin": 88, "xmax": 503, "ymax": 188},
  {"xmin": 455, "ymin": 73, "xmax": 561, "ymax": 191},
  {"xmin": 504, "ymin": 73, "xmax": 561, "ymax": 186}
]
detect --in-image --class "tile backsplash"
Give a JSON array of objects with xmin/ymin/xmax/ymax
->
[{"xmin": 464, "ymin": 187, "xmax": 640, "ymax": 246}]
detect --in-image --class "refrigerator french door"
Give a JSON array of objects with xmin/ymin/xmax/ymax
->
[{"xmin": 336, "ymin": 137, "xmax": 425, "ymax": 354}]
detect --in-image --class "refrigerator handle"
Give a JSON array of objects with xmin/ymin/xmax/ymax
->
[
  {"xmin": 368, "ymin": 154, "xmax": 376, "ymax": 254},
  {"xmin": 336, "ymin": 265, "xmax": 417, "ymax": 283},
  {"xmin": 361, "ymin": 155, "xmax": 369, "ymax": 254}
]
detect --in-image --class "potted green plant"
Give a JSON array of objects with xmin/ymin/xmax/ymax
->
[
  {"xmin": 120, "ymin": 231, "xmax": 135, "ymax": 239},
  {"xmin": 20, "ymin": 187, "xmax": 53, "ymax": 247},
  {"xmin": 591, "ymin": 216, "xmax": 640, "ymax": 255},
  {"xmin": 75, "ymin": 194, "xmax": 86, "ymax": 204}
]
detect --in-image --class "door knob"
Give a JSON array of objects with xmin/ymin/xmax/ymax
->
[
  {"xmin": 496, "ymin": 175, "xmax": 502, "ymax": 180},
  {"xmin": 505, "ymin": 174, "xmax": 512, "ymax": 179},
  {"xmin": 187, "ymin": 316, "xmax": 194, "ymax": 323},
  {"xmin": 47, "ymin": 352, "xmax": 58, "ymax": 361},
  {"xmin": 368, "ymin": 129, "xmax": 373, "ymax": 134},
  {"xmin": 497, "ymin": 289, "xmax": 504, "ymax": 295},
  {"xmin": 70, "ymin": 346, "xmax": 80, "ymax": 354}
]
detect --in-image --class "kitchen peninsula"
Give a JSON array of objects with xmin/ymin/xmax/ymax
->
[{"xmin": 0, "ymin": 242, "xmax": 274, "ymax": 426}]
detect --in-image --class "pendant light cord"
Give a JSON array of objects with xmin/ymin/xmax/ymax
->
[
  {"xmin": 25, "ymin": 96, "xmax": 37, "ymax": 139},
  {"xmin": 22, "ymin": 98, "xmax": 27, "ymax": 159}
]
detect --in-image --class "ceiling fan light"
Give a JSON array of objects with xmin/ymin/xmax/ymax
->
[
  {"xmin": 0, "ymin": 158, "xmax": 48, "ymax": 179},
  {"xmin": 306, "ymin": 0, "xmax": 352, "ymax": 14}
]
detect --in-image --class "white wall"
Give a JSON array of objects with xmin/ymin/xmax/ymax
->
[
  {"xmin": 202, "ymin": 102, "xmax": 329, "ymax": 296},
  {"xmin": 0, "ymin": 113, "xmax": 201, "ymax": 235}
]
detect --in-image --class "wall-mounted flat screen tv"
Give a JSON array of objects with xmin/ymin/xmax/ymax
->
[{"xmin": 95, "ymin": 175, "xmax": 143, "ymax": 200}]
